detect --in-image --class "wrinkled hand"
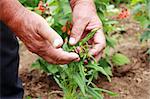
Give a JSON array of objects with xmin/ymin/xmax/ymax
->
[
  {"xmin": 70, "ymin": 0, "xmax": 106, "ymax": 61},
  {"xmin": 9, "ymin": 9, "xmax": 79, "ymax": 64}
]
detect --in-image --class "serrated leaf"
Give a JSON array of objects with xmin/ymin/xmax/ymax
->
[{"xmin": 112, "ymin": 53, "xmax": 130, "ymax": 66}]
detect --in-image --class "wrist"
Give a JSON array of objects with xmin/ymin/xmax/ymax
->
[
  {"xmin": 0, "ymin": 0, "xmax": 29, "ymax": 33},
  {"xmin": 0, "ymin": 0, "xmax": 26, "ymax": 26}
]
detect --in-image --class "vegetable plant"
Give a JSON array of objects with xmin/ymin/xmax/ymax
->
[{"xmin": 19, "ymin": 0, "xmax": 131, "ymax": 98}]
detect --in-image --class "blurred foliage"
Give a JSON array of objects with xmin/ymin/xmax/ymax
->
[
  {"xmin": 19, "ymin": 0, "xmax": 41, "ymax": 7},
  {"xmin": 112, "ymin": 53, "xmax": 130, "ymax": 66},
  {"xmin": 130, "ymin": 0, "xmax": 150, "ymax": 55},
  {"xmin": 110, "ymin": 0, "xmax": 130, "ymax": 6},
  {"xmin": 131, "ymin": 0, "xmax": 150, "ymax": 28}
]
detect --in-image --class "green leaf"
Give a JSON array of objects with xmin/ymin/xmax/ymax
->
[
  {"xmin": 131, "ymin": 0, "xmax": 145, "ymax": 5},
  {"xmin": 87, "ymin": 63, "xmax": 111, "ymax": 82},
  {"xmin": 47, "ymin": 64, "xmax": 59, "ymax": 74},
  {"xmin": 79, "ymin": 28, "xmax": 100, "ymax": 46},
  {"xmin": 99, "ymin": 58, "xmax": 112, "ymax": 76},
  {"xmin": 73, "ymin": 73, "xmax": 86, "ymax": 96},
  {"xmin": 54, "ymin": 76, "xmax": 64, "ymax": 90},
  {"xmin": 19, "ymin": 0, "xmax": 40, "ymax": 7},
  {"xmin": 87, "ymin": 74, "xmax": 94, "ymax": 85},
  {"xmin": 106, "ymin": 36, "xmax": 117, "ymax": 48},
  {"xmin": 26, "ymin": 96, "xmax": 32, "ymax": 99},
  {"xmin": 32, "ymin": 58, "xmax": 50, "ymax": 73},
  {"xmin": 39, "ymin": 61, "xmax": 49, "ymax": 72},
  {"xmin": 112, "ymin": 53, "xmax": 130, "ymax": 66},
  {"xmin": 94, "ymin": 88, "xmax": 119, "ymax": 96},
  {"xmin": 87, "ymin": 86, "xmax": 103, "ymax": 99},
  {"xmin": 32, "ymin": 59, "xmax": 41, "ymax": 69},
  {"xmin": 78, "ymin": 62, "xmax": 85, "ymax": 82}
]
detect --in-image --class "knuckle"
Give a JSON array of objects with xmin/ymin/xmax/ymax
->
[
  {"xmin": 42, "ymin": 54, "xmax": 59, "ymax": 65},
  {"xmin": 54, "ymin": 56, "xmax": 62, "ymax": 62},
  {"xmin": 81, "ymin": 16, "xmax": 89, "ymax": 22},
  {"xmin": 27, "ymin": 43, "xmax": 49, "ymax": 55},
  {"xmin": 53, "ymin": 52, "xmax": 72, "ymax": 63},
  {"xmin": 51, "ymin": 51, "xmax": 64, "ymax": 62},
  {"xmin": 102, "ymin": 41, "xmax": 106, "ymax": 48},
  {"xmin": 46, "ymin": 59, "xmax": 57, "ymax": 65},
  {"xmin": 55, "ymin": 55, "xmax": 67, "ymax": 62}
]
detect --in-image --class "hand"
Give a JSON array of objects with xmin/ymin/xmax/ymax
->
[
  {"xmin": 69, "ymin": 0, "xmax": 106, "ymax": 61},
  {"xmin": 8, "ymin": 9, "xmax": 79, "ymax": 64}
]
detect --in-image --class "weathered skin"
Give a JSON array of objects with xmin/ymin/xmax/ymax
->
[{"xmin": 0, "ymin": 0, "xmax": 105, "ymax": 64}]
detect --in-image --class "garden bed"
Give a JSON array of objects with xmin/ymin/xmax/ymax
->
[{"xmin": 19, "ymin": 19, "xmax": 150, "ymax": 99}]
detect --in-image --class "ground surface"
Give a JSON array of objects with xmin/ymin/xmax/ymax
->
[{"xmin": 19, "ymin": 19, "xmax": 150, "ymax": 99}]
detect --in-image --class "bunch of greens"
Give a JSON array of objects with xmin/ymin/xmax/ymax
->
[{"xmin": 32, "ymin": 28, "xmax": 117, "ymax": 99}]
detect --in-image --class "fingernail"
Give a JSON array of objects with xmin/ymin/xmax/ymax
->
[
  {"xmin": 70, "ymin": 53, "xmax": 79, "ymax": 58},
  {"xmin": 74, "ymin": 58, "xmax": 80, "ymax": 62},
  {"xmin": 69, "ymin": 37, "xmax": 75, "ymax": 45},
  {"xmin": 73, "ymin": 53, "xmax": 79, "ymax": 58},
  {"xmin": 53, "ymin": 39, "xmax": 61, "ymax": 48}
]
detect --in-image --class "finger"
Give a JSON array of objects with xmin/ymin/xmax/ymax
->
[
  {"xmin": 43, "ymin": 47, "xmax": 80, "ymax": 64},
  {"xmin": 69, "ymin": 19, "xmax": 88, "ymax": 45},
  {"xmin": 95, "ymin": 52, "xmax": 103, "ymax": 62},
  {"xmin": 86, "ymin": 22, "xmax": 101, "ymax": 31},
  {"xmin": 54, "ymin": 48, "xmax": 80, "ymax": 64},
  {"xmin": 89, "ymin": 29, "xmax": 106, "ymax": 56},
  {"xmin": 38, "ymin": 19, "xmax": 63, "ymax": 48}
]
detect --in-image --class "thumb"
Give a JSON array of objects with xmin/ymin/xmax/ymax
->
[
  {"xmin": 69, "ymin": 19, "xmax": 87, "ymax": 45},
  {"xmin": 39, "ymin": 20, "xmax": 63, "ymax": 48}
]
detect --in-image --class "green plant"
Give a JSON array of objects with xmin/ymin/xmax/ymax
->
[
  {"xmin": 20, "ymin": 0, "xmax": 131, "ymax": 98},
  {"xmin": 131, "ymin": 0, "xmax": 150, "ymax": 28},
  {"xmin": 19, "ymin": 0, "xmax": 42, "ymax": 7},
  {"xmin": 131, "ymin": 0, "xmax": 150, "ymax": 58},
  {"xmin": 33, "ymin": 28, "xmax": 118, "ymax": 99}
]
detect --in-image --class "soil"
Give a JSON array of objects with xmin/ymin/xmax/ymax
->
[{"xmin": 19, "ymin": 19, "xmax": 150, "ymax": 99}]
